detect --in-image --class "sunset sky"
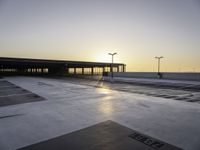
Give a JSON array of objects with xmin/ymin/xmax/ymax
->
[{"xmin": 0, "ymin": 0, "xmax": 200, "ymax": 72}]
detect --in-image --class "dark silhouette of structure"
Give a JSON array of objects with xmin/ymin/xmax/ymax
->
[
  {"xmin": 155, "ymin": 56, "xmax": 164, "ymax": 79},
  {"xmin": 0, "ymin": 57, "xmax": 126, "ymax": 76},
  {"xmin": 108, "ymin": 52, "xmax": 117, "ymax": 80}
]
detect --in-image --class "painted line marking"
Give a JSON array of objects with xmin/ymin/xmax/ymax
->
[{"xmin": 0, "ymin": 93, "xmax": 32, "ymax": 98}]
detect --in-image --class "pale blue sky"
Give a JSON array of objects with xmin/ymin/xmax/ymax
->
[{"xmin": 0, "ymin": 0, "xmax": 200, "ymax": 71}]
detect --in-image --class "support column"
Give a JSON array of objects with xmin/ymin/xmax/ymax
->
[
  {"xmin": 103, "ymin": 67, "xmax": 105, "ymax": 73},
  {"xmin": 117, "ymin": 66, "xmax": 119, "ymax": 72},
  {"xmin": 82, "ymin": 68, "xmax": 84, "ymax": 75},
  {"xmin": 122, "ymin": 65, "xmax": 126, "ymax": 72},
  {"xmin": 91, "ymin": 67, "xmax": 94, "ymax": 75}
]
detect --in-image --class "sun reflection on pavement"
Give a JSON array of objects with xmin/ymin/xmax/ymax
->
[
  {"xmin": 96, "ymin": 87, "xmax": 114, "ymax": 116},
  {"xmin": 96, "ymin": 87, "xmax": 112, "ymax": 95}
]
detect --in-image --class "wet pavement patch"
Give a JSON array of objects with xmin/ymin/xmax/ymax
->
[
  {"xmin": 53, "ymin": 77, "xmax": 200, "ymax": 103},
  {"xmin": 0, "ymin": 80, "xmax": 45, "ymax": 107},
  {"xmin": 18, "ymin": 120, "xmax": 182, "ymax": 150},
  {"xmin": 38, "ymin": 82, "xmax": 54, "ymax": 87}
]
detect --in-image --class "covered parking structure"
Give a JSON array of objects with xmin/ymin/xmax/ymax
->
[{"xmin": 0, "ymin": 57, "xmax": 126, "ymax": 76}]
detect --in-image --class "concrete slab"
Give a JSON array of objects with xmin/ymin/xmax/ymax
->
[
  {"xmin": 0, "ymin": 77, "xmax": 200, "ymax": 150},
  {"xmin": 0, "ymin": 80, "xmax": 45, "ymax": 107},
  {"xmin": 52, "ymin": 77, "xmax": 200, "ymax": 103},
  {"xmin": 18, "ymin": 120, "xmax": 182, "ymax": 150}
]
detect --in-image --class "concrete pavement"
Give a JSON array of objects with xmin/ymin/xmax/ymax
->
[{"xmin": 0, "ymin": 76, "xmax": 199, "ymax": 150}]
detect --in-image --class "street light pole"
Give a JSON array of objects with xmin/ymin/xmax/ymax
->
[
  {"xmin": 155, "ymin": 56, "xmax": 164, "ymax": 78},
  {"xmin": 108, "ymin": 52, "xmax": 117, "ymax": 80}
]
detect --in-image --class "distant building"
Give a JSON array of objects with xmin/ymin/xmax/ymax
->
[{"xmin": 0, "ymin": 57, "xmax": 126, "ymax": 76}]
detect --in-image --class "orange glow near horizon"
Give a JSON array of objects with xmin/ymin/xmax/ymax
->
[
  {"xmin": 0, "ymin": 1, "xmax": 200, "ymax": 72},
  {"xmin": 95, "ymin": 53, "xmax": 110, "ymax": 63}
]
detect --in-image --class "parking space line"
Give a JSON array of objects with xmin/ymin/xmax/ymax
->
[
  {"xmin": 0, "ymin": 88, "xmax": 21, "ymax": 92},
  {"xmin": 0, "ymin": 93, "xmax": 32, "ymax": 98},
  {"xmin": 0, "ymin": 86, "xmax": 17, "ymax": 89}
]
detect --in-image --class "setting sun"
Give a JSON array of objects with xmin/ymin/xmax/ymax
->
[{"xmin": 95, "ymin": 53, "xmax": 111, "ymax": 63}]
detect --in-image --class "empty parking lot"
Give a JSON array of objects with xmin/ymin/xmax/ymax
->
[{"xmin": 0, "ymin": 76, "xmax": 200, "ymax": 150}]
